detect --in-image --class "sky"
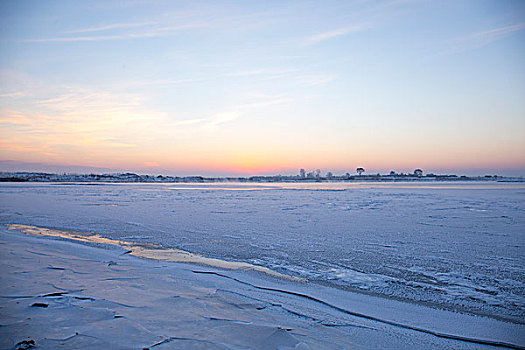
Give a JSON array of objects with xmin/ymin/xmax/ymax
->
[{"xmin": 0, "ymin": 0, "xmax": 524, "ymax": 176}]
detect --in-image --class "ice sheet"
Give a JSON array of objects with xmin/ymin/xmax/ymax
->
[
  {"xmin": 1, "ymin": 227, "xmax": 523, "ymax": 349},
  {"xmin": 0, "ymin": 181, "xmax": 523, "ymax": 322}
]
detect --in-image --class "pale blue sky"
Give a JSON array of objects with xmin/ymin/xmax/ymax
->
[{"xmin": 1, "ymin": 0, "xmax": 524, "ymax": 176}]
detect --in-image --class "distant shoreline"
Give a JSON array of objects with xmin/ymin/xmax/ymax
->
[{"xmin": 0, "ymin": 171, "xmax": 523, "ymax": 183}]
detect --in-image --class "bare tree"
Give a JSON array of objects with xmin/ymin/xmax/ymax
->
[
  {"xmin": 299, "ymin": 169, "xmax": 306, "ymax": 178},
  {"xmin": 356, "ymin": 167, "xmax": 365, "ymax": 175}
]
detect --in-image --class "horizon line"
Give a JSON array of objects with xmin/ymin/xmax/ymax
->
[{"xmin": 1, "ymin": 170, "xmax": 523, "ymax": 179}]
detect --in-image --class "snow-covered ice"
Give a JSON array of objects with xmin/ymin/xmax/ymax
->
[
  {"xmin": 0, "ymin": 181, "xmax": 524, "ymax": 348},
  {"xmin": 3, "ymin": 226, "xmax": 524, "ymax": 349}
]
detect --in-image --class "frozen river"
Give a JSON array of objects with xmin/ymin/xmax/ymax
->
[{"xmin": 1, "ymin": 181, "xmax": 524, "ymax": 323}]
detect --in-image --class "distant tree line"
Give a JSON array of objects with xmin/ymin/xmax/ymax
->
[{"xmin": 298, "ymin": 167, "xmax": 425, "ymax": 178}]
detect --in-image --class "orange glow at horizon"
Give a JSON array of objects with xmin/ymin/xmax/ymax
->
[{"xmin": 1, "ymin": 96, "xmax": 524, "ymax": 175}]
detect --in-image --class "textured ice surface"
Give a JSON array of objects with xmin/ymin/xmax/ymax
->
[
  {"xmin": 4, "ymin": 227, "xmax": 523, "ymax": 349},
  {"xmin": 1, "ymin": 182, "xmax": 524, "ymax": 322}
]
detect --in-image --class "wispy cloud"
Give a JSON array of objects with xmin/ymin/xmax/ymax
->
[
  {"xmin": 0, "ymin": 92, "xmax": 25, "ymax": 98},
  {"xmin": 440, "ymin": 22, "xmax": 525, "ymax": 55},
  {"xmin": 0, "ymin": 89, "xmax": 169, "ymax": 161},
  {"xmin": 301, "ymin": 0, "xmax": 418, "ymax": 46},
  {"xmin": 219, "ymin": 68, "xmax": 300, "ymax": 80},
  {"xmin": 18, "ymin": 5, "xmax": 281, "ymax": 44},
  {"xmin": 116, "ymin": 67, "xmax": 301, "ymax": 89},
  {"xmin": 171, "ymin": 118, "xmax": 208, "ymax": 127},
  {"xmin": 0, "ymin": 141, "xmax": 57, "ymax": 157},
  {"xmin": 200, "ymin": 98, "xmax": 293, "ymax": 131},
  {"xmin": 295, "ymin": 74, "xmax": 336, "ymax": 86},
  {"xmin": 303, "ymin": 25, "xmax": 369, "ymax": 45},
  {"xmin": 460, "ymin": 22, "xmax": 525, "ymax": 47},
  {"xmin": 0, "ymin": 86, "xmax": 296, "ymax": 164},
  {"xmin": 21, "ymin": 22, "xmax": 211, "ymax": 43},
  {"xmin": 67, "ymin": 21, "xmax": 155, "ymax": 34},
  {"xmin": 169, "ymin": 96, "xmax": 294, "ymax": 132},
  {"xmin": 203, "ymin": 112, "xmax": 243, "ymax": 131},
  {"xmin": 233, "ymin": 97, "xmax": 294, "ymax": 110}
]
